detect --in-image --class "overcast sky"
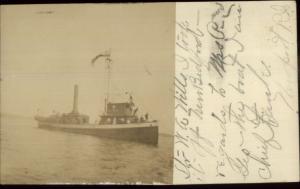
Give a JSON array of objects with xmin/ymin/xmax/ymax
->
[{"xmin": 1, "ymin": 3, "xmax": 175, "ymax": 134}]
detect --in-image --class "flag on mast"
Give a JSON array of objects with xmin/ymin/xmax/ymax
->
[{"xmin": 91, "ymin": 49, "xmax": 111, "ymax": 66}]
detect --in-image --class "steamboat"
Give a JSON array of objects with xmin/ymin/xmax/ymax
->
[{"xmin": 35, "ymin": 51, "xmax": 159, "ymax": 145}]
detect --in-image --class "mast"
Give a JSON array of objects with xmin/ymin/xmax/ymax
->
[
  {"xmin": 104, "ymin": 49, "xmax": 112, "ymax": 115},
  {"xmin": 91, "ymin": 49, "xmax": 112, "ymax": 115}
]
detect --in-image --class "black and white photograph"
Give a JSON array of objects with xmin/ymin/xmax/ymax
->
[{"xmin": 0, "ymin": 3, "xmax": 175, "ymax": 184}]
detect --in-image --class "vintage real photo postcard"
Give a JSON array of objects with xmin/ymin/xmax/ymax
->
[
  {"xmin": 0, "ymin": 1, "xmax": 299, "ymax": 185},
  {"xmin": 0, "ymin": 3, "xmax": 175, "ymax": 184}
]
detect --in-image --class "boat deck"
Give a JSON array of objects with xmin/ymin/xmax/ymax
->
[{"xmin": 38, "ymin": 121, "xmax": 158, "ymax": 129}]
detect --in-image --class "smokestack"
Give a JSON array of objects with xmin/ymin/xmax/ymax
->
[{"xmin": 72, "ymin": 84, "xmax": 79, "ymax": 114}]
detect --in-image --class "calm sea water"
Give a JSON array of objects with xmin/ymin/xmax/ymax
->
[{"xmin": 0, "ymin": 115, "xmax": 174, "ymax": 184}]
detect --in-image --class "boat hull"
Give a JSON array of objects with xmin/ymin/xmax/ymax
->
[{"xmin": 37, "ymin": 122, "xmax": 159, "ymax": 145}]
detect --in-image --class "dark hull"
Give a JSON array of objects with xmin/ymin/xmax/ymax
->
[{"xmin": 38, "ymin": 122, "xmax": 159, "ymax": 145}]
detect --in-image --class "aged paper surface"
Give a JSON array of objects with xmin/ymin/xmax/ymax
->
[
  {"xmin": 1, "ymin": 3, "xmax": 174, "ymax": 184},
  {"xmin": 0, "ymin": 1, "xmax": 298, "ymax": 185},
  {"xmin": 174, "ymin": 1, "xmax": 299, "ymax": 184}
]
